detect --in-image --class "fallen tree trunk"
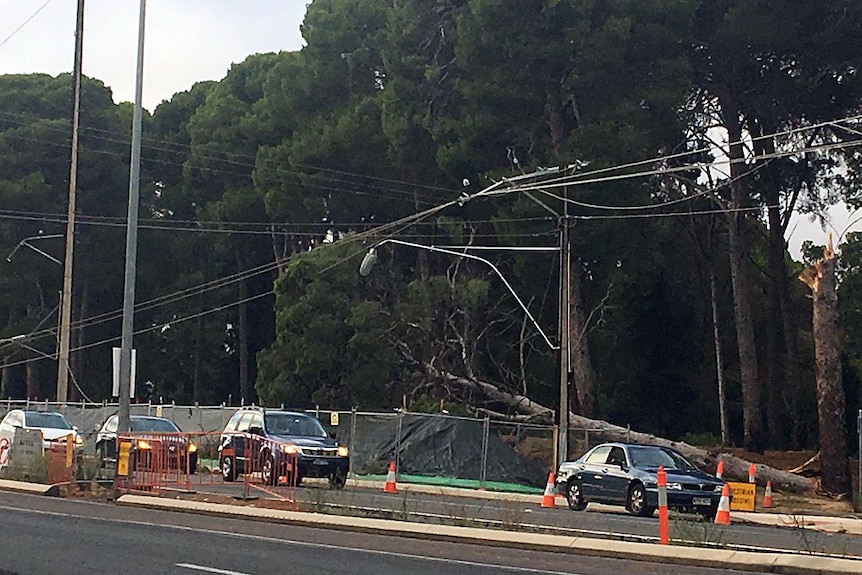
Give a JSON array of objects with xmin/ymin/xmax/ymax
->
[{"xmin": 426, "ymin": 363, "xmax": 816, "ymax": 493}]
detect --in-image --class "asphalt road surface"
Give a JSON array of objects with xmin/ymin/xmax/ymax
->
[
  {"xmin": 0, "ymin": 492, "xmax": 770, "ymax": 575},
  {"xmin": 182, "ymin": 479, "xmax": 862, "ymax": 558}
]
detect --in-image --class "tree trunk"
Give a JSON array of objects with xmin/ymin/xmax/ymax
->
[
  {"xmin": 0, "ymin": 356, "xmax": 9, "ymax": 398},
  {"xmin": 709, "ymin": 269, "xmax": 730, "ymax": 446},
  {"xmin": 193, "ymin": 313, "xmax": 204, "ymax": 403},
  {"xmin": 237, "ymin": 270, "xmax": 251, "ymax": 403},
  {"xmin": 719, "ymin": 95, "xmax": 764, "ymax": 452},
  {"xmin": 570, "ymin": 261, "xmax": 596, "ymax": 417},
  {"xmin": 799, "ymin": 236, "xmax": 851, "ymax": 495},
  {"xmin": 25, "ymin": 355, "xmax": 38, "ymax": 399},
  {"xmin": 764, "ymin": 198, "xmax": 788, "ymax": 447}
]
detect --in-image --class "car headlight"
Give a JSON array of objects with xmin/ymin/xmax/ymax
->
[
  {"xmin": 714, "ymin": 484, "xmax": 724, "ymax": 493},
  {"xmin": 337, "ymin": 445, "xmax": 349, "ymax": 457},
  {"xmin": 188, "ymin": 442, "xmax": 197, "ymax": 453},
  {"xmin": 75, "ymin": 435, "xmax": 84, "ymax": 445},
  {"xmin": 136, "ymin": 440, "xmax": 152, "ymax": 450},
  {"xmin": 281, "ymin": 444, "xmax": 299, "ymax": 454},
  {"xmin": 667, "ymin": 482, "xmax": 683, "ymax": 490}
]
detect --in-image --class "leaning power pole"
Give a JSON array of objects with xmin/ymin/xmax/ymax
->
[{"xmin": 57, "ymin": 0, "xmax": 85, "ymax": 403}]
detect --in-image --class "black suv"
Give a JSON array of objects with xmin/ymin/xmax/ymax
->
[{"xmin": 218, "ymin": 407, "xmax": 349, "ymax": 488}]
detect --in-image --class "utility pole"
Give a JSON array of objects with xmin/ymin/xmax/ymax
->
[
  {"xmin": 118, "ymin": 0, "xmax": 146, "ymax": 433},
  {"xmin": 57, "ymin": 0, "xmax": 85, "ymax": 403},
  {"xmin": 557, "ymin": 186, "xmax": 571, "ymax": 468}
]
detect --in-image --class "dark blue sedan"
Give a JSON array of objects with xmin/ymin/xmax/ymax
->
[{"xmin": 556, "ymin": 442, "xmax": 724, "ymax": 518}]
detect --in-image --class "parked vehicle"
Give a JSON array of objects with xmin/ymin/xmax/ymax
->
[
  {"xmin": 94, "ymin": 414, "xmax": 197, "ymax": 474},
  {"xmin": 556, "ymin": 442, "xmax": 724, "ymax": 518},
  {"xmin": 0, "ymin": 409, "xmax": 84, "ymax": 449},
  {"xmin": 218, "ymin": 407, "xmax": 349, "ymax": 488}
]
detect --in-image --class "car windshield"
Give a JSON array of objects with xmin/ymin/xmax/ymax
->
[
  {"xmin": 628, "ymin": 446, "xmax": 697, "ymax": 471},
  {"xmin": 23, "ymin": 412, "xmax": 72, "ymax": 430},
  {"xmin": 130, "ymin": 418, "xmax": 180, "ymax": 432},
  {"xmin": 265, "ymin": 413, "xmax": 327, "ymax": 438}
]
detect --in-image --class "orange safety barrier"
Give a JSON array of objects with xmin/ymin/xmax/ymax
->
[{"xmin": 657, "ymin": 465, "xmax": 669, "ymax": 545}]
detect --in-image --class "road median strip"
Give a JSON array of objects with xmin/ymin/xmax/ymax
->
[{"xmin": 117, "ymin": 493, "xmax": 861, "ymax": 575}]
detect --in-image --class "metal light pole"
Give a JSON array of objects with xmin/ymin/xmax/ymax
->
[
  {"xmin": 118, "ymin": 0, "xmax": 147, "ymax": 433},
  {"xmin": 57, "ymin": 0, "xmax": 86, "ymax": 403}
]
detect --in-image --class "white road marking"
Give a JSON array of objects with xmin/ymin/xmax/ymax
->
[
  {"xmin": 0, "ymin": 502, "xmax": 579, "ymax": 574},
  {"xmin": 176, "ymin": 563, "xmax": 254, "ymax": 575}
]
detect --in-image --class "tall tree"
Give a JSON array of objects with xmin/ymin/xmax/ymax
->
[{"xmin": 799, "ymin": 236, "xmax": 851, "ymax": 494}]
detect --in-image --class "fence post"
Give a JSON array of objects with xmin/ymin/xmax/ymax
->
[
  {"xmin": 395, "ymin": 411, "xmax": 404, "ymax": 476},
  {"xmin": 480, "ymin": 414, "xmax": 490, "ymax": 489}
]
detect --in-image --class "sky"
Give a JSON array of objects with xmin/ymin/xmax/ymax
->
[
  {"xmin": 1, "ymin": 0, "xmax": 855, "ymax": 258},
  {"xmin": 0, "ymin": 0, "xmax": 308, "ymax": 111}
]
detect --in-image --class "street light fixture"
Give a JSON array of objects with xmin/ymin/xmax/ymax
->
[{"xmin": 5, "ymin": 234, "xmax": 63, "ymax": 265}]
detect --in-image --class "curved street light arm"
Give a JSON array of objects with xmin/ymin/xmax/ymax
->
[
  {"xmin": 5, "ymin": 234, "xmax": 64, "ymax": 265},
  {"xmin": 372, "ymin": 238, "xmax": 559, "ymax": 351}
]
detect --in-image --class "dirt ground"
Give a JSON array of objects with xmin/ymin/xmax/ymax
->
[{"xmin": 725, "ymin": 448, "xmax": 860, "ymax": 516}]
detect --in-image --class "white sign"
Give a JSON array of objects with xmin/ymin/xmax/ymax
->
[{"xmin": 112, "ymin": 347, "xmax": 137, "ymax": 398}]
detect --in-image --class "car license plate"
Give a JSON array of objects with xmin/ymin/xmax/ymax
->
[
  {"xmin": 313, "ymin": 459, "xmax": 328, "ymax": 465},
  {"xmin": 693, "ymin": 497, "xmax": 711, "ymax": 506}
]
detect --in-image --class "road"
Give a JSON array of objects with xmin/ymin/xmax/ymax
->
[
  {"xmin": 175, "ymin": 478, "xmax": 862, "ymax": 558},
  {"xmin": 0, "ymin": 491, "xmax": 768, "ymax": 575}
]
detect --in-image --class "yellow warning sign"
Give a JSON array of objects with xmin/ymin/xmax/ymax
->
[
  {"xmin": 728, "ymin": 481, "xmax": 756, "ymax": 511},
  {"xmin": 330, "ymin": 412, "xmax": 339, "ymax": 426}
]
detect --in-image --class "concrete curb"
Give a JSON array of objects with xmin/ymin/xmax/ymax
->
[
  {"xmin": 116, "ymin": 494, "xmax": 861, "ymax": 575},
  {"xmin": 0, "ymin": 478, "xmax": 58, "ymax": 496}
]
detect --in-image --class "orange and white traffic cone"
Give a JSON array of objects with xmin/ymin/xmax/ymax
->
[
  {"xmin": 384, "ymin": 461, "xmax": 397, "ymax": 494},
  {"xmin": 763, "ymin": 480, "xmax": 774, "ymax": 508},
  {"xmin": 748, "ymin": 462, "xmax": 756, "ymax": 484},
  {"xmin": 715, "ymin": 460, "xmax": 724, "ymax": 480},
  {"xmin": 714, "ymin": 483, "xmax": 731, "ymax": 525},
  {"xmin": 541, "ymin": 471, "xmax": 556, "ymax": 509}
]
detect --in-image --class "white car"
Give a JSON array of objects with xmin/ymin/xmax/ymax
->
[{"xmin": 0, "ymin": 409, "xmax": 84, "ymax": 449}]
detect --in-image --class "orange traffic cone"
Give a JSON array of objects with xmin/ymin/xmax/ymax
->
[
  {"xmin": 763, "ymin": 480, "xmax": 774, "ymax": 508},
  {"xmin": 715, "ymin": 460, "xmax": 724, "ymax": 480},
  {"xmin": 541, "ymin": 471, "xmax": 556, "ymax": 509},
  {"xmin": 714, "ymin": 483, "xmax": 731, "ymax": 525},
  {"xmin": 384, "ymin": 461, "xmax": 397, "ymax": 494}
]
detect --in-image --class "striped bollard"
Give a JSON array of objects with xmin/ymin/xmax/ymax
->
[
  {"xmin": 748, "ymin": 462, "xmax": 756, "ymax": 484},
  {"xmin": 657, "ymin": 465, "xmax": 669, "ymax": 545}
]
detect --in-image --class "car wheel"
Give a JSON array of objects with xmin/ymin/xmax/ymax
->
[
  {"xmin": 566, "ymin": 480, "xmax": 587, "ymax": 511},
  {"xmin": 261, "ymin": 453, "xmax": 278, "ymax": 486},
  {"xmin": 627, "ymin": 483, "xmax": 654, "ymax": 517},
  {"xmin": 329, "ymin": 469, "xmax": 347, "ymax": 490},
  {"xmin": 221, "ymin": 455, "xmax": 237, "ymax": 482}
]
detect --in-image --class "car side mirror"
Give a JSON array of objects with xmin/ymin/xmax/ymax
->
[{"xmin": 72, "ymin": 425, "xmax": 79, "ymax": 432}]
